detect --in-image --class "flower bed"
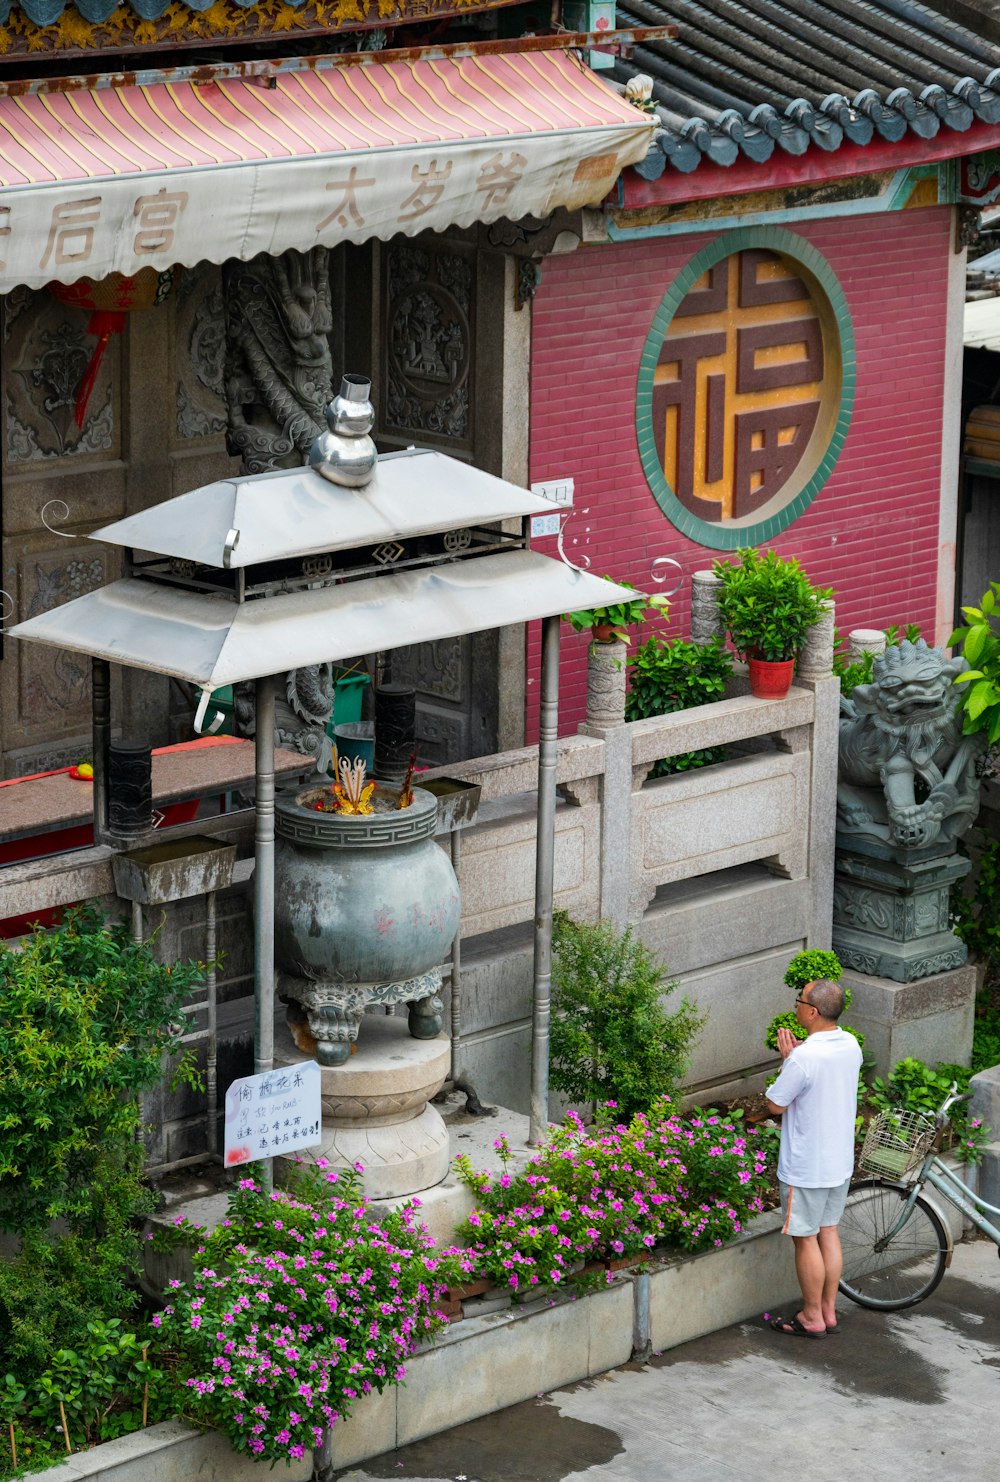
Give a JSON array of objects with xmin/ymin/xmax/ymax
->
[
  {"xmin": 151, "ymin": 1162, "xmax": 465, "ymax": 1468},
  {"xmin": 451, "ymin": 1100, "xmax": 770, "ymax": 1296}
]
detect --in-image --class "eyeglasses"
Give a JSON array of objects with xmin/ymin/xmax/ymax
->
[{"xmin": 795, "ymin": 995, "xmax": 815, "ymax": 1008}]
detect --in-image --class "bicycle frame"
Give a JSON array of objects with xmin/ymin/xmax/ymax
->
[
  {"xmin": 867, "ymin": 1085, "xmax": 1000, "ymax": 1252},
  {"xmin": 920, "ymin": 1156, "xmax": 1000, "ymax": 1243}
]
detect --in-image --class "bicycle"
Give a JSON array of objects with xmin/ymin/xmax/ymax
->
[{"xmin": 838, "ymin": 1084, "xmax": 1000, "ymax": 1311}]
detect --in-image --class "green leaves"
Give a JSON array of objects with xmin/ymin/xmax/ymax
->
[
  {"xmin": 548, "ymin": 913, "xmax": 704, "ymax": 1118},
  {"xmin": 565, "ymin": 577, "xmax": 669, "ymax": 643},
  {"xmin": 949, "ymin": 581, "xmax": 1000, "ymax": 744},
  {"xmin": 625, "ymin": 635, "xmax": 733, "ymax": 776},
  {"xmin": 712, "ymin": 546, "xmax": 830, "ymax": 663}
]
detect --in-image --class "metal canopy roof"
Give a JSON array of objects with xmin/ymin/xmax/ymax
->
[
  {"xmin": 9, "ymin": 551, "xmax": 637, "ymax": 690},
  {"xmin": 93, "ymin": 449, "xmax": 560, "ymax": 568}
]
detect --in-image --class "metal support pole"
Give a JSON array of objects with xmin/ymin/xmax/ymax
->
[
  {"xmin": 91, "ymin": 657, "xmax": 111, "ymax": 844},
  {"xmin": 130, "ymin": 900, "xmax": 143, "ymax": 946},
  {"xmin": 449, "ymin": 829, "xmax": 462, "ymax": 1080},
  {"xmin": 254, "ymin": 675, "xmax": 276, "ymax": 1191},
  {"xmin": 206, "ymin": 888, "xmax": 218, "ymax": 1156},
  {"xmin": 529, "ymin": 613, "xmax": 560, "ymax": 1146}
]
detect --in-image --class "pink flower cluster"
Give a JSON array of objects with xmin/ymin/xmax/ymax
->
[
  {"xmin": 454, "ymin": 1099, "xmax": 768, "ymax": 1289},
  {"xmin": 153, "ymin": 1162, "xmax": 464, "ymax": 1466}
]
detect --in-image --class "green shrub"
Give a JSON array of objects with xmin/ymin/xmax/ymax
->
[
  {"xmin": 783, "ymin": 949, "xmax": 846, "ymax": 997},
  {"xmin": 625, "ymin": 635, "xmax": 733, "ymax": 775},
  {"xmin": 712, "ymin": 547, "xmax": 830, "ymax": 663},
  {"xmin": 549, "ymin": 913, "xmax": 703, "ymax": 1120},
  {"xmin": 868, "ymin": 1058, "xmax": 988, "ymax": 1164},
  {"xmin": 952, "ymin": 835, "xmax": 1000, "ymax": 998},
  {"xmin": 972, "ymin": 1008, "xmax": 1000, "ymax": 1073},
  {"xmin": 833, "ymin": 623, "xmax": 922, "ymax": 698},
  {"xmin": 0, "ymin": 905, "xmax": 204, "ymax": 1377}
]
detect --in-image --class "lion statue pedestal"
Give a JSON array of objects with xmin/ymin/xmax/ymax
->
[{"xmin": 831, "ymin": 638, "xmax": 982, "ymax": 1073}]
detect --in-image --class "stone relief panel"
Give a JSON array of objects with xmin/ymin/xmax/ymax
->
[
  {"xmin": 3, "ymin": 284, "xmax": 117, "ymax": 465},
  {"xmin": 16, "ymin": 544, "xmax": 110, "ymax": 728},
  {"xmin": 175, "ymin": 264, "xmax": 227, "ymax": 441},
  {"xmin": 392, "ymin": 638, "xmax": 464, "ymax": 702},
  {"xmin": 382, "ymin": 239, "xmax": 473, "ymax": 449}
]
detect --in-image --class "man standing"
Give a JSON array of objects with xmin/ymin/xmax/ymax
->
[{"xmin": 766, "ymin": 977, "xmax": 862, "ymax": 1339}]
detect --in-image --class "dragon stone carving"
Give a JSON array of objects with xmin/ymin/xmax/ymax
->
[
  {"xmin": 837, "ymin": 639, "xmax": 983, "ymax": 855},
  {"xmin": 222, "ymin": 246, "xmax": 333, "ymax": 473},
  {"xmin": 222, "ymin": 247, "xmax": 336, "ymax": 762}
]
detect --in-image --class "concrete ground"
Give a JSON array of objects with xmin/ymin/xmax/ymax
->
[{"xmin": 332, "ymin": 1237, "xmax": 1000, "ymax": 1482}]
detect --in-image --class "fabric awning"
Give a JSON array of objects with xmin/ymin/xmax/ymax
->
[
  {"xmin": 0, "ymin": 50, "xmax": 654, "ymax": 291},
  {"xmin": 8, "ymin": 552, "xmax": 638, "ymax": 690}
]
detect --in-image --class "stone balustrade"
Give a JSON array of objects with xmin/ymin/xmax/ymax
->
[{"xmin": 0, "ymin": 664, "xmax": 839, "ymax": 1139}]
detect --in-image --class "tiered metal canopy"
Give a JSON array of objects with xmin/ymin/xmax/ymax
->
[{"xmin": 11, "ymin": 446, "xmax": 637, "ymax": 1144}]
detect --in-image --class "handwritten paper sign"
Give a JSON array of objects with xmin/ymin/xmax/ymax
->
[{"xmin": 223, "ymin": 1061, "xmax": 322, "ymax": 1168}]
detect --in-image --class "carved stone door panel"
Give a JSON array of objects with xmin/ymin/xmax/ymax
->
[
  {"xmin": 1, "ymin": 266, "xmax": 236, "ymax": 779},
  {"xmin": 340, "ymin": 232, "xmax": 522, "ymax": 764},
  {"xmin": 1, "ymin": 284, "xmax": 126, "ymax": 777}
]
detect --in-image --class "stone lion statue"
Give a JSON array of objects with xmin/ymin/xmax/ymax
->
[{"xmin": 837, "ymin": 638, "xmax": 983, "ymax": 854}]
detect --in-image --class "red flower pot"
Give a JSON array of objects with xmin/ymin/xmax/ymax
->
[{"xmin": 748, "ymin": 656, "xmax": 795, "ymax": 699}]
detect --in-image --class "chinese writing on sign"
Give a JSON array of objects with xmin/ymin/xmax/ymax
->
[{"xmin": 223, "ymin": 1061, "xmax": 322, "ymax": 1167}]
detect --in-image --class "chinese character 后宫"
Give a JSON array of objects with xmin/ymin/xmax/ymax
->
[
  {"xmin": 39, "ymin": 197, "xmax": 102, "ymax": 270},
  {"xmin": 132, "ymin": 188, "xmax": 188, "ymax": 256}
]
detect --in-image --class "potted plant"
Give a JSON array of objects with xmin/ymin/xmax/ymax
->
[
  {"xmin": 566, "ymin": 579, "xmax": 669, "ymax": 644},
  {"xmin": 712, "ymin": 547, "xmax": 830, "ymax": 699}
]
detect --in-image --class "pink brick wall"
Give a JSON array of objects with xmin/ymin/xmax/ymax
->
[{"xmin": 525, "ymin": 207, "xmax": 952, "ymax": 740}]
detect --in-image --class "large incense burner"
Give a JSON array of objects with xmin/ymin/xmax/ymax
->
[{"xmin": 275, "ymin": 773, "xmax": 459, "ymax": 1065}]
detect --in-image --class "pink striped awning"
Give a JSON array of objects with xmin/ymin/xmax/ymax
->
[{"xmin": 0, "ymin": 49, "xmax": 654, "ymax": 290}]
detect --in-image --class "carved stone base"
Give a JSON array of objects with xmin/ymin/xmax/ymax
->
[
  {"xmin": 832, "ymin": 848, "xmax": 970, "ymax": 984},
  {"xmin": 274, "ymin": 1014, "xmax": 450, "ymax": 1199},
  {"xmin": 841, "ymin": 963, "xmax": 976, "ymax": 1078},
  {"xmin": 279, "ymin": 968, "xmax": 444, "ymax": 1065}
]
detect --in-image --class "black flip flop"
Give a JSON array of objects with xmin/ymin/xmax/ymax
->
[{"xmin": 769, "ymin": 1315, "xmax": 826, "ymax": 1340}]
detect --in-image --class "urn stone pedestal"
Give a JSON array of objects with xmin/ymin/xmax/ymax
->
[
  {"xmin": 832, "ymin": 846, "xmax": 971, "ymax": 984},
  {"xmin": 274, "ymin": 782, "xmax": 460, "ymax": 1066},
  {"xmin": 274, "ymin": 1014, "xmax": 451, "ymax": 1199}
]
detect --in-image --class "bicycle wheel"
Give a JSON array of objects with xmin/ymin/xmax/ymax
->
[{"xmin": 838, "ymin": 1180, "xmax": 949, "ymax": 1311}]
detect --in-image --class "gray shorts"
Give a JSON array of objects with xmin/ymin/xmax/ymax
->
[{"xmin": 779, "ymin": 1179, "xmax": 852, "ymax": 1237}]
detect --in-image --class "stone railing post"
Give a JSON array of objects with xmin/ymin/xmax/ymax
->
[
  {"xmin": 849, "ymin": 628, "xmax": 886, "ymax": 665},
  {"xmin": 798, "ymin": 599, "xmax": 835, "ymax": 682},
  {"xmin": 581, "ymin": 638, "xmax": 631, "ymax": 930},
  {"xmin": 690, "ymin": 569, "xmax": 725, "ymax": 645},
  {"xmin": 585, "ymin": 637, "xmax": 628, "ymax": 729}
]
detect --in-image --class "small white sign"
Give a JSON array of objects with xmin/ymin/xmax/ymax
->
[
  {"xmin": 530, "ymin": 478, "xmax": 575, "ymax": 507},
  {"xmin": 223, "ymin": 1061, "xmax": 322, "ymax": 1168},
  {"xmin": 531, "ymin": 513, "xmax": 562, "ymax": 538}
]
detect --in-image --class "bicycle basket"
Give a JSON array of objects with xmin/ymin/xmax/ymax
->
[{"xmin": 858, "ymin": 1108, "xmax": 934, "ymax": 1179}]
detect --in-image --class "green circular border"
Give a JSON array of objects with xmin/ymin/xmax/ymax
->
[{"xmin": 635, "ymin": 226, "xmax": 856, "ymax": 551}]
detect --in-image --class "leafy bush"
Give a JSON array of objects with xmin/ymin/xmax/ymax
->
[
  {"xmin": 153, "ymin": 1160, "xmax": 464, "ymax": 1466},
  {"xmin": 454, "ymin": 1100, "xmax": 769, "ymax": 1289},
  {"xmin": 868, "ymin": 1058, "xmax": 988, "ymax": 1164},
  {"xmin": 712, "ymin": 547, "xmax": 830, "ymax": 663},
  {"xmin": 949, "ymin": 580, "xmax": 1000, "ymax": 746},
  {"xmin": 625, "ymin": 635, "xmax": 733, "ymax": 775},
  {"xmin": 0, "ymin": 905, "xmax": 204, "ymax": 1377},
  {"xmin": 952, "ymin": 835, "xmax": 1000, "ymax": 998},
  {"xmin": 972, "ymin": 1008, "xmax": 1000, "ymax": 1074},
  {"xmin": 549, "ymin": 914, "xmax": 703, "ymax": 1120},
  {"xmin": 833, "ymin": 623, "xmax": 922, "ymax": 698},
  {"xmin": 783, "ymin": 949, "xmax": 845, "ymax": 996},
  {"xmin": 566, "ymin": 578, "xmax": 669, "ymax": 644}
]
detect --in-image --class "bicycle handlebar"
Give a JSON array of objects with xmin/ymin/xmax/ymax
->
[{"xmin": 936, "ymin": 1082, "xmax": 973, "ymax": 1125}]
